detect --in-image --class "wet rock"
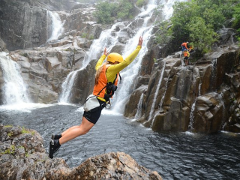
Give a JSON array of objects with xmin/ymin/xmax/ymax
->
[
  {"xmin": 192, "ymin": 93, "xmax": 224, "ymax": 133},
  {"xmin": 68, "ymin": 152, "xmax": 162, "ymax": 180},
  {"xmin": 124, "ymin": 85, "xmax": 147, "ymax": 118},
  {"xmin": 217, "ymin": 28, "xmax": 237, "ymax": 46},
  {"xmin": 0, "ymin": 41, "xmax": 87, "ymax": 104},
  {"xmin": 0, "ymin": 38, "xmax": 6, "ymax": 52},
  {"xmin": 68, "ymin": 59, "xmax": 97, "ymax": 104},
  {"xmin": 152, "ymin": 98, "xmax": 190, "ymax": 132},
  {"xmin": 126, "ymin": 45, "xmax": 240, "ymax": 133},
  {"xmin": 0, "ymin": 0, "xmax": 48, "ymax": 50},
  {"xmin": 0, "ymin": 0, "xmax": 105, "ymax": 104},
  {"xmin": 0, "ymin": 0, "xmax": 80, "ymax": 51},
  {"xmin": 0, "ymin": 124, "xmax": 162, "ymax": 180}
]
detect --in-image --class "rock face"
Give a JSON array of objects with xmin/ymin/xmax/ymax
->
[
  {"xmin": 124, "ymin": 45, "xmax": 240, "ymax": 133},
  {"xmin": 67, "ymin": 59, "xmax": 97, "ymax": 105},
  {"xmin": 0, "ymin": 124, "xmax": 162, "ymax": 180},
  {"xmin": 0, "ymin": 0, "xmax": 96, "ymax": 51},
  {"xmin": 0, "ymin": 0, "xmax": 48, "ymax": 50},
  {"xmin": 4, "ymin": 43, "xmax": 88, "ymax": 103},
  {"xmin": 0, "ymin": 1, "xmax": 102, "ymax": 104}
]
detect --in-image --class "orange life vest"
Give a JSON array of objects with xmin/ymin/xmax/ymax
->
[
  {"xmin": 183, "ymin": 50, "xmax": 190, "ymax": 57},
  {"xmin": 93, "ymin": 64, "xmax": 119, "ymax": 99}
]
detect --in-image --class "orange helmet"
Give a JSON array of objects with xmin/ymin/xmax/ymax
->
[{"xmin": 107, "ymin": 53, "xmax": 123, "ymax": 63}]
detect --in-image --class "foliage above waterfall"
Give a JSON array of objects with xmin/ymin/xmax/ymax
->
[
  {"xmin": 156, "ymin": 0, "xmax": 240, "ymax": 54},
  {"xmin": 233, "ymin": 3, "xmax": 240, "ymax": 42},
  {"xmin": 94, "ymin": 0, "xmax": 135, "ymax": 24},
  {"xmin": 136, "ymin": 0, "xmax": 147, "ymax": 7}
]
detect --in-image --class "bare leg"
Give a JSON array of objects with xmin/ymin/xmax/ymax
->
[
  {"xmin": 59, "ymin": 117, "xmax": 94, "ymax": 145},
  {"xmin": 61, "ymin": 125, "xmax": 80, "ymax": 137}
]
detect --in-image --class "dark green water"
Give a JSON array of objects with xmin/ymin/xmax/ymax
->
[{"xmin": 0, "ymin": 104, "xmax": 240, "ymax": 180}]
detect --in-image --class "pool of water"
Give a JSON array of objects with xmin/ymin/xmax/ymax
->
[{"xmin": 0, "ymin": 104, "xmax": 240, "ymax": 180}]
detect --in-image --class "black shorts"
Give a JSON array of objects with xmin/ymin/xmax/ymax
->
[{"xmin": 83, "ymin": 99, "xmax": 106, "ymax": 124}]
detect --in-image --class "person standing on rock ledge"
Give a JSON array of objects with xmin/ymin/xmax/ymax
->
[{"xmin": 49, "ymin": 36, "xmax": 143, "ymax": 158}]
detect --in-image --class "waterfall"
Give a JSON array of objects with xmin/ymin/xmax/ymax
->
[
  {"xmin": 58, "ymin": 23, "xmax": 120, "ymax": 103},
  {"xmin": 59, "ymin": 0, "xmax": 156, "ymax": 104},
  {"xmin": 134, "ymin": 93, "xmax": 144, "ymax": 119},
  {"xmin": 47, "ymin": 11, "xmax": 64, "ymax": 42},
  {"xmin": 148, "ymin": 61, "xmax": 166, "ymax": 123},
  {"xmin": 159, "ymin": 75, "xmax": 170, "ymax": 112},
  {"xmin": 112, "ymin": 0, "xmax": 187, "ymax": 113},
  {"xmin": 81, "ymin": 23, "xmax": 121, "ymax": 68},
  {"xmin": 111, "ymin": 0, "xmax": 159, "ymax": 113},
  {"xmin": 59, "ymin": 0, "xmax": 187, "ymax": 107},
  {"xmin": 0, "ymin": 52, "xmax": 30, "ymax": 105},
  {"xmin": 59, "ymin": 71, "xmax": 77, "ymax": 103},
  {"xmin": 188, "ymin": 99, "xmax": 196, "ymax": 131}
]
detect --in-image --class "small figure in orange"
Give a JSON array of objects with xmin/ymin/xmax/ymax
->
[{"xmin": 181, "ymin": 42, "xmax": 193, "ymax": 66}]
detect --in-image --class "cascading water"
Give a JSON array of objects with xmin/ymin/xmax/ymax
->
[
  {"xmin": 81, "ymin": 23, "xmax": 121, "ymax": 68},
  {"xmin": 0, "ymin": 52, "xmax": 30, "ymax": 105},
  {"xmin": 111, "ymin": 0, "xmax": 187, "ymax": 113},
  {"xmin": 111, "ymin": 0, "xmax": 160, "ymax": 113},
  {"xmin": 148, "ymin": 61, "xmax": 166, "ymax": 126},
  {"xmin": 188, "ymin": 100, "xmax": 196, "ymax": 131},
  {"xmin": 47, "ymin": 11, "xmax": 64, "ymax": 42},
  {"xmin": 159, "ymin": 75, "xmax": 170, "ymax": 112},
  {"xmin": 59, "ymin": 23, "xmax": 120, "ymax": 103},
  {"xmin": 59, "ymin": 71, "xmax": 76, "ymax": 103},
  {"xmin": 134, "ymin": 93, "xmax": 144, "ymax": 119},
  {"xmin": 59, "ymin": 0, "xmax": 187, "ymax": 109}
]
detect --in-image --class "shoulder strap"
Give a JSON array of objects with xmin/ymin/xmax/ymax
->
[
  {"xmin": 97, "ymin": 74, "xmax": 118, "ymax": 96},
  {"xmin": 97, "ymin": 85, "xmax": 107, "ymax": 96}
]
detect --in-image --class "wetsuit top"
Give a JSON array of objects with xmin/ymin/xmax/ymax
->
[{"xmin": 93, "ymin": 45, "xmax": 142, "ymax": 101}]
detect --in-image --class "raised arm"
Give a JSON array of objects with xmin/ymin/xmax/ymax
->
[
  {"xmin": 95, "ymin": 48, "xmax": 109, "ymax": 70},
  {"xmin": 107, "ymin": 36, "xmax": 143, "ymax": 73}
]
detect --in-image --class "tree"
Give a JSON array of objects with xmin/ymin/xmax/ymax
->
[
  {"xmin": 187, "ymin": 17, "xmax": 218, "ymax": 53},
  {"xmin": 94, "ymin": 0, "xmax": 134, "ymax": 24},
  {"xmin": 94, "ymin": 2, "xmax": 117, "ymax": 24},
  {"xmin": 233, "ymin": 2, "xmax": 240, "ymax": 43},
  {"xmin": 155, "ymin": 0, "xmax": 240, "ymax": 55}
]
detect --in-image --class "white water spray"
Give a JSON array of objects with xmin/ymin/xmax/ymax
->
[
  {"xmin": 148, "ymin": 61, "xmax": 166, "ymax": 123},
  {"xmin": 111, "ymin": 0, "xmax": 160, "ymax": 113},
  {"xmin": 188, "ymin": 99, "xmax": 196, "ymax": 131},
  {"xmin": 59, "ymin": 0, "xmax": 187, "ymax": 108},
  {"xmin": 47, "ymin": 11, "xmax": 64, "ymax": 42},
  {"xmin": 159, "ymin": 75, "xmax": 170, "ymax": 111},
  {"xmin": 135, "ymin": 93, "xmax": 144, "ymax": 119},
  {"xmin": 0, "ymin": 52, "xmax": 30, "ymax": 105},
  {"xmin": 112, "ymin": 0, "xmax": 187, "ymax": 113},
  {"xmin": 59, "ymin": 71, "xmax": 77, "ymax": 103},
  {"xmin": 59, "ymin": 23, "xmax": 121, "ymax": 103}
]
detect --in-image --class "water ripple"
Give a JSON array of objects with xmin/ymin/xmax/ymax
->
[{"xmin": 1, "ymin": 104, "xmax": 240, "ymax": 180}]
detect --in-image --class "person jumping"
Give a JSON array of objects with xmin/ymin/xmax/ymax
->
[{"xmin": 49, "ymin": 36, "xmax": 143, "ymax": 158}]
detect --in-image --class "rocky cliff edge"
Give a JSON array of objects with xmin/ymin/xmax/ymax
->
[{"xmin": 0, "ymin": 124, "xmax": 162, "ymax": 180}]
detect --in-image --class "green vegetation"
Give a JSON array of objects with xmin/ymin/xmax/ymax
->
[
  {"xmin": 136, "ymin": 0, "xmax": 147, "ymax": 7},
  {"xmin": 233, "ymin": 3, "xmax": 240, "ymax": 43},
  {"xmin": 94, "ymin": 0, "xmax": 135, "ymax": 24},
  {"xmin": 4, "ymin": 125, "xmax": 13, "ymax": 128},
  {"xmin": 21, "ymin": 127, "xmax": 35, "ymax": 135},
  {"xmin": 7, "ymin": 132, "xmax": 13, "ymax": 137},
  {"xmin": 25, "ymin": 152, "xmax": 30, "ymax": 158},
  {"xmin": 81, "ymin": 32, "xmax": 94, "ymax": 40},
  {"xmin": 1, "ymin": 145, "xmax": 16, "ymax": 155},
  {"xmin": 75, "ymin": 0, "xmax": 103, "ymax": 3},
  {"xmin": 155, "ymin": 0, "xmax": 240, "ymax": 54}
]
